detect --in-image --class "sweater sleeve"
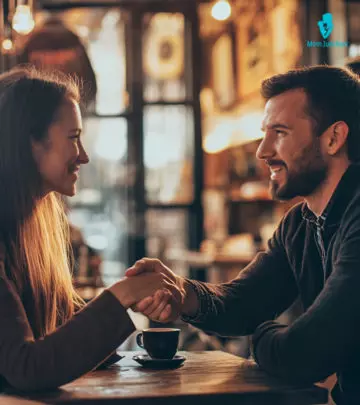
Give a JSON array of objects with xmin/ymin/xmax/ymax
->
[
  {"xmin": 180, "ymin": 221, "xmax": 298, "ymax": 336},
  {"xmin": 0, "ymin": 275, "xmax": 135, "ymax": 391},
  {"xmin": 252, "ymin": 209, "xmax": 360, "ymax": 384}
]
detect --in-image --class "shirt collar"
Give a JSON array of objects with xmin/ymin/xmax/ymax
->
[{"xmin": 301, "ymin": 163, "xmax": 360, "ymax": 227}]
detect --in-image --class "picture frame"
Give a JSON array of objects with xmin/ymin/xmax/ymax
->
[
  {"xmin": 211, "ymin": 30, "xmax": 237, "ymax": 110},
  {"xmin": 235, "ymin": 6, "xmax": 272, "ymax": 100}
]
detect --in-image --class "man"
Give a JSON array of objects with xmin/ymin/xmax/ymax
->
[{"xmin": 126, "ymin": 66, "xmax": 360, "ymax": 405}]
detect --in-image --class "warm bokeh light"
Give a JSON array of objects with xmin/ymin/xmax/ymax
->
[
  {"xmin": 76, "ymin": 25, "xmax": 89, "ymax": 38},
  {"xmin": 203, "ymin": 121, "xmax": 232, "ymax": 154},
  {"xmin": 12, "ymin": 5, "xmax": 35, "ymax": 35},
  {"xmin": 87, "ymin": 9, "xmax": 127, "ymax": 115},
  {"xmin": 232, "ymin": 111, "xmax": 264, "ymax": 146},
  {"xmin": 211, "ymin": 0, "xmax": 232, "ymax": 21},
  {"xmin": 2, "ymin": 39, "xmax": 13, "ymax": 52},
  {"xmin": 349, "ymin": 44, "xmax": 360, "ymax": 58},
  {"xmin": 94, "ymin": 119, "xmax": 127, "ymax": 162},
  {"xmin": 203, "ymin": 111, "xmax": 264, "ymax": 154}
]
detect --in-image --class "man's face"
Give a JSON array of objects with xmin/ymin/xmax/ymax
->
[{"xmin": 256, "ymin": 89, "xmax": 329, "ymax": 200}]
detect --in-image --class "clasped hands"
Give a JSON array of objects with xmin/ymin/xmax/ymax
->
[{"xmin": 125, "ymin": 258, "xmax": 185, "ymax": 323}]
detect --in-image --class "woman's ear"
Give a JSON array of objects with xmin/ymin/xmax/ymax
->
[{"xmin": 31, "ymin": 139, "xmax": 45, "ymax": 163}]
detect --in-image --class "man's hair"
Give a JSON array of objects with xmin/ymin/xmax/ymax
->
[{"xmin": 261, "ymin": 65, "xmax": 360, "ymax": 162}]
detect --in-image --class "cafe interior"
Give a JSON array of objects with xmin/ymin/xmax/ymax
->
[{"xmin": 0, "ymin": 0, "xmax": 359, "ymax": 356}]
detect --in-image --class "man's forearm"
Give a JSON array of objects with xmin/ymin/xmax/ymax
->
[{"xmin": 181, "ymin": 278, "xmax": 200, "ymax": 317}]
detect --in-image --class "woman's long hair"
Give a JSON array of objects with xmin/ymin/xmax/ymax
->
[{"xmin": 0, "ymin": 66, "xmax": 84, "ymax": 338}]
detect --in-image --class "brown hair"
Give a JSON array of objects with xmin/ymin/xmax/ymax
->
[
  {"xmin": 261, "ymin": 65, "xmax": 360, "ymax": 162},
  {"xmin": 0, "ymin": 66, "xmax": 84, "ymax": 338}
]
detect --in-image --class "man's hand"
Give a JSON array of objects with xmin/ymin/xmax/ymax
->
[{"xmin": 125, "ymin": 258, "xmax": 186, "ymax": 323}]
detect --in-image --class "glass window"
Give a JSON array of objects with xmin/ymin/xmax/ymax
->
[
  {"xmin": 67, "ymin": 117, "xmax": 129, "ymax": 286},
  {"xmin": 87, "ymin": 9, "xmax": 128, "ymax": 115},
  {"xmin": 146, "ymin": 209, "xmax": 189, "ymax": 278},
  {"xmin": 144, "ymin": 105, "xmax": 194, "ymax": 204}
]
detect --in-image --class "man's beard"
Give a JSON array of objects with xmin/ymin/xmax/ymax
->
[{"xmin": 270, "ymin": 139, "xmax": 329, "ymax": 200}]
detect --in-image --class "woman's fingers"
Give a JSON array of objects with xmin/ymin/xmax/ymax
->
[
  {"xmin": 141, "ymin": 290, "xmax": 167, "ymax": 315},
  {"xmin": 133, "ymin": 296, "xmax": 154, "ymax": 313},
  {"xmin": 146, "ymin": 291, "xmax": 172, "ymax": 320},
  {"xmin": 158, "ymin": 304, "xmax": 173, "ymax": 323}
]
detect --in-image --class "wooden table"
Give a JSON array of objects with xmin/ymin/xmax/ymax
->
[{"xmin": 2, "ymin": 351, "xmax": 328, "ymax": 405}]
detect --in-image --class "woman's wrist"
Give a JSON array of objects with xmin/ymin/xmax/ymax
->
[{"xmin": 108, "ymin": 279, "xmax": 133, "ymax": 309}]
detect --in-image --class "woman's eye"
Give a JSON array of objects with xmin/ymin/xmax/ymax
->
[{"xmin": 69, "ymin": 136, "xmax": 80, "ymax": 141}]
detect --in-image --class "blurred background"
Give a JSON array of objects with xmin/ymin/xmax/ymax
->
[{"xmin": 0, "ymin": 0, "xmax": 359, "ymax": 353}]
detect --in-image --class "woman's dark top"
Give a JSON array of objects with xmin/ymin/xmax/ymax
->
[{"xmin": 0, "ymin": 241, "xmax": 135, "ymax": 391}]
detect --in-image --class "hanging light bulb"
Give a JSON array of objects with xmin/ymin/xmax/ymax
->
[
  {"xmin": 211, "ymin": 0, "xmax": 232, "ymax": 21},
  {"xmin": 1, "ymin": 22, "xmax": 15, "ymax": 54},
  {"xmin": 2, "ymin": 39, "xmax": 13, "ymax": 52},
  {"xmin": 12, "ymin": 4, "xmax": 35, "ymax": 35}
]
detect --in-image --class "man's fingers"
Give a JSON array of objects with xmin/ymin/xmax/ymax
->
[
  {"xmin": 125, "ymin": 267, "xmax": 143, "ymax": 277},
  {"xmin": 125, "ymin": 258, "xmax": 162, "ymax": 277},
  {"xmin": 125, "ymin": 257, "xmax": 158, "ymax": 277},
  {"xmin": 125, "ymin": 260, "xmax": 147, "ymax": 277}
]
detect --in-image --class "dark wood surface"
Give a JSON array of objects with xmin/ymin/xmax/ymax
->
[{"xmin": 3, "ymin": 351, "xmax": 328, "ymax": 405}]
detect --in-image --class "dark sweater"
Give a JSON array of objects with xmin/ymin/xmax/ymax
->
[
  {"xmin": 0, "ymin": 247, "xmax": 135, "ymax": 391},
  {"xmin": 183, "ymin": 163, "xmax": 360, "ymax": 405}
]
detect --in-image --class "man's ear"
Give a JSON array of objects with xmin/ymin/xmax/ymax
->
[{"xmin": 326, "ymin": 121, "xmax": 349, "ymax": 156}]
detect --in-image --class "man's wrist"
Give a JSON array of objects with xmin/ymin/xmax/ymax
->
[{"xmin": 180, "ymin": 278, "xmax": 199, "ymax": 317}]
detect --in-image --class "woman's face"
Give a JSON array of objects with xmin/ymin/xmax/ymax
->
[{"xmin": 32, "ymin": 97, "xmax": 89, "ymax": 197}]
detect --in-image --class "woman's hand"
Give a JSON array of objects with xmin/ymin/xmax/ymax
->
[{"xmin": 108, "ymin": 269, "xmax": 181, "ymax": 311}]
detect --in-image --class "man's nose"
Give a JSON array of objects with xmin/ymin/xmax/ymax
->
[{"xmin": 256, "ymin": 134, "xmax": 275, "ymax": 161}]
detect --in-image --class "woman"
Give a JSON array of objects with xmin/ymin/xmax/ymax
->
[{"xmin": 0, "ymin": 66, "xmax": 173, "ymax": 391}]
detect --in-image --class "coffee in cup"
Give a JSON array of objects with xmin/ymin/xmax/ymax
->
[{"xmin": 136, "ymin": 328, "xmax": 180, "ymax": 360}]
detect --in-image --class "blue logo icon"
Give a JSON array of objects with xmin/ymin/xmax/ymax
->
[{"xmin": 318, "ymin": 13, "xmax": 333, "ymax": 39}]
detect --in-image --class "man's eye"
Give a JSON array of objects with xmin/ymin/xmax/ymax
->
[
  {"xmin": 275, "ymin": 130, "xmax": 286, "ymax": 136},
  {"xmin": 69, "ymin": 136, "xmax": 80, "ymax": 141}
]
